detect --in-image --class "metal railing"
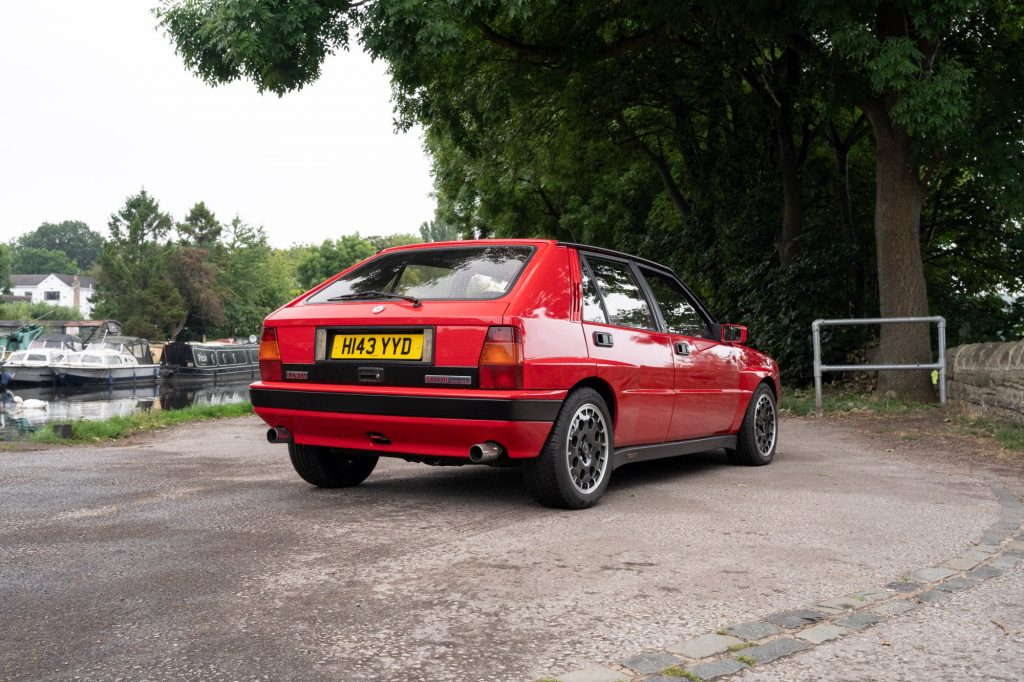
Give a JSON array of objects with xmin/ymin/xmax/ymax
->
[{"xmin": 812, "ymin": 316, "xmax": 946, "ymax": 416}]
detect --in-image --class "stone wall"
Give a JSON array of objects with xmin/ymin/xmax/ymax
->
[{"xmin": 946, "ymin": 340, "xmax": 1024, "ymax": 423}]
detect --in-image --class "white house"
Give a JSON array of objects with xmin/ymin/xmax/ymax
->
[{"xmin": 9, "ymin": 274, "xmax": 95, "ymax": 318}]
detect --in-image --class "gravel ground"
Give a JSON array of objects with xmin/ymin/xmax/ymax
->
[{"xmin": 0, "ymin": 414, "xmax": 1020, "ymax": 681}]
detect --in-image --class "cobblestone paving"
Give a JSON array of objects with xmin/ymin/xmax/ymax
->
[{"xmin": 546, "ymin": 486, "xmax": 1024, "ymax": 681}]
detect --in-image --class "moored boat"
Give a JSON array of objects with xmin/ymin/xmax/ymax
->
[
  {"xmin": 2, "ymin": 348, "xmax": 76, "ymax": 384},
  {"xmin": 160, "ymin": 340, "xmax": 259, "ymax": 382},
  {"xmin": 59, "ymin": 337, "xmax": 160, "ymax": 386}
]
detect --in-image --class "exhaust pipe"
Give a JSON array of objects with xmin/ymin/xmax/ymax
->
[
  {"xmin": 469, "ymin": 441, "xmax": 504, "ymax": 464},
  {"xmin": 267, "ymin": 427, "xmax": 292, "ymax": 444}
]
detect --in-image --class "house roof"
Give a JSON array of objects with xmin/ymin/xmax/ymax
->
[{"xmin": 10, "ymin": 274, "xmax": 95, "ymax": 288}]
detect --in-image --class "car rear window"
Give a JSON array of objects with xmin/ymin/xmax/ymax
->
[{"xmin": 306, "ymin": 246, "xmax": 534, "ymax": 303}]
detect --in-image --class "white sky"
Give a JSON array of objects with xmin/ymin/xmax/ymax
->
[{"xmin": 0, "ymin": 1, "xmax": 435, "ymax": 248}]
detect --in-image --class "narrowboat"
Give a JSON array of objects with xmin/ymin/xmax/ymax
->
[{"xmin": 160, "ymin": 340, "xmax": 259, "ymax": 382}]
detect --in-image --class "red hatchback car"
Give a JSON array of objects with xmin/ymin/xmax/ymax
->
[{"xmin": 252, "ymin": 240, "xmax": 780, "ymax": 508}]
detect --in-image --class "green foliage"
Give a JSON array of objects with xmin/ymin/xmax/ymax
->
[
  {"xmin": 155, "ymin": 0, "xmax": 357, "ymax": 95},
  {"xmin": 0, "ymin": 243, "xmax": 11, "ymax": 293},
  {"xmin": 0, "ymin": 301, "xmax": 82, "ymax": 322},
  {"xmin": 367, "ymin": 233, "xmax": 421, "ymax": 251},
  {"xmin": 11, "ymin": 247, "xmax": 77, "ymax": 275},
  {"xmin": 296, "ymin": 234, "xmax": 376, "ymax": 290},
  {"xmin": 177, "ymin": 201, "xmax": 223, "ymax": 246},
  {"xmin": 93, "ymin": 189, "xmax": 187, "ymax": 339},
  {"xmin": 13, "ymin": 220, "xmax": 104, "ymax": 270},
  {"xmin": 157, "ymin": 1, "xmax": 1024, "ymax": 387},
  {"xmin": 419, "ymin": 220, "xmax": 461, "ymax": 242}
]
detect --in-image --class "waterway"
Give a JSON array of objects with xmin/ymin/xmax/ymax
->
[{"xmin": 0, "ymin": 380, "xmax": 253, "ymax": 441}]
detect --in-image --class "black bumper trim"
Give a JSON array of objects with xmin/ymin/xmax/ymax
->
[{"xmin": 250, "ymin": 387, "xmax": 561, "ymax": 422}]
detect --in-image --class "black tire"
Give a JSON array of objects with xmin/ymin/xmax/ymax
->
[
  {"xmin": 288, "ymin": 443, "xmax": 378, "ymax": 488},
  {"xmin": 726, "ymin": 383, "xmax": 778, "ymax": 466},
  {"xmin": 523, "ymin": 388, "xmax": 613, "ymax": 509}
]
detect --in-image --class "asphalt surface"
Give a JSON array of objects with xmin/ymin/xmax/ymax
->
[{"xmin": 1, "ymin": 415, "xmax": 1020, "ymax": 681}]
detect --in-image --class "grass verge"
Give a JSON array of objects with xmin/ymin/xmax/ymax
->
[
  {"xmin": 781, "ymin": 387, "xmax": 937, "ymax": 417},
  {"xmin": 781, "ymin": 386, "xmax": 1024, "ymax": 454},
  {"xmin": 28, "ymin": 402, "xmax": 254, "ymax": 444}
]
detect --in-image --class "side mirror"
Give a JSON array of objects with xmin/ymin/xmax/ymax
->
[{"xmin": 721, "ymin": 324, "xmax": 747, "ymax": 344}]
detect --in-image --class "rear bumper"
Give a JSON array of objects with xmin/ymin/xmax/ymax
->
[{"xmin": 249, "ymin": 383, "xmax": 564, "ymax": 459}]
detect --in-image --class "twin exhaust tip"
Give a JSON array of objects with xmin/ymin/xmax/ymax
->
[
  {"xmin": 468, "ymin": 441, "xmax": 505, "ymax": 464},
  {"xmin": 268, "ymin": 427, "xmax": 504, "ymax": 465},
  {"xmin": 267, "ymin": 427, "xmax": 292, "ymax": 444}
]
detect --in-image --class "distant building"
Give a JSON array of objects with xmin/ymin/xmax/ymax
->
[{"xmin": 9, "ymin": 274, "xmax": 95, "ymax": 318}]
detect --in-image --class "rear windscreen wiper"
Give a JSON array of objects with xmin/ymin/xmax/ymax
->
[{"xmin": 326, "ymin": 290, "xmax": 422, "ymax": 307}]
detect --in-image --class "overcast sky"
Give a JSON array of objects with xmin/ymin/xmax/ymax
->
[{"xmin": 0, "ymin": 1, "xmax": 435, "ymax": 248}]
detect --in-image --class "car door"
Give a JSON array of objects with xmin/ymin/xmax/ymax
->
[
  {"xmin": 638, "ymin": 267, "xmax": 742, "ymax": 440},
  {"xmin": 579, "ymin": 253, "xmax": 675, "ymax": 447}
]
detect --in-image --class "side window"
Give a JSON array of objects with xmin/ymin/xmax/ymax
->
[
  {"xmin": 580, "ymin": 263, "xmax": 607, "ymax": 324},
  {"xmin": 642, "ymin": 269, "xmax": 709, "ymax": 337},
  {"xmin": 585, "ymin": 256, "xmax": 655, "ymax": 330}
]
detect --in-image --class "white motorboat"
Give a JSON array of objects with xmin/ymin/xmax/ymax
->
[
  {"xmin": 60, "ymin": 349, "xmax": 161, "ymax": 386},
  {"xmin": 2, "ymin": 349, "xmax": 76, "ymax": 384}
]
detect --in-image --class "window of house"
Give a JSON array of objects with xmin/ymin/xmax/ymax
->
[{"xmin": 44, "ymin": 291, "xmax": 60, "ymax": 301}]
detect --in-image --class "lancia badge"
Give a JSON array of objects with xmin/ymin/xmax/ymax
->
[{"xmin": 372, "ymin": 304, "xmax": 385, "ymax": 314}]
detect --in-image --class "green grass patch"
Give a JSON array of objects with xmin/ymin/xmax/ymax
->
[
  {"xmin": 953, "ymin": 414, "xmax": 1024, "ymax": 452},
  {"xmin": 661, "ymin": 666, "xmax": 701, "ymax": 681},
  {"xmin": 726, "ymin": 642, "xmax": 750, "ymax": 652},
  {"xmin": 734, "ymin": 654, "xmax": 757, "ymax": 667},
  {"xmin": 781, "ymin": 387, "xmax": 937, "ymax": 416},
  {"xmin": 28, "ymin": 402, "xmax": 253, "ymax": 444}
]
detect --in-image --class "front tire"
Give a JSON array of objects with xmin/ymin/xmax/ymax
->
[
  {"xmin": 523, "ymin": 388, "xmax": 613, "ymax": 509},
  {"xmin": 288, "ymin": 443, "xmax": 378, "ymax": 488},
  {"xmin": 727, "ymin": 384, "xmax": 778, "ymax": 466}
]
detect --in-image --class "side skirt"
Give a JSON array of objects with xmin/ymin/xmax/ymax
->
[{"xmin": 612, "ymin": 435, "xmax": 737, "ymax": 471}]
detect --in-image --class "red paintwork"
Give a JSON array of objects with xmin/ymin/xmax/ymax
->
[{"xmin": 252, "ymin": 239, "xmax": 781, "ymax": 460}]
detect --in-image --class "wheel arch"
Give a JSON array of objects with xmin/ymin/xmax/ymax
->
[{"xmin": 567, "ymin": 377, "xmax": 617, "ymax": 424}]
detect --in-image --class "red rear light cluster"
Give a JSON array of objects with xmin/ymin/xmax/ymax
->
[
  {"xmin": 259, "ymin": 326, "xmax": 282, "ymax": 381},
  {"xmin": 478, "ymin": 326, "xmax": 523, "ymax": 389}
]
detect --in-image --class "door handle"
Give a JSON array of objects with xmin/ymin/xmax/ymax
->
[
  {"xmin": 593, "ymin": 331, "xmax": 614, "ymax": 347},
  {"xmin": 674, "ymin": 341, "xmax": 691, "ymax": 356}
]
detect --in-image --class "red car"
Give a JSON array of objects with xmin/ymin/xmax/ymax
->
[{"xmin": 252, "ymin": 240, "xmax": 780, "ymax": 508}]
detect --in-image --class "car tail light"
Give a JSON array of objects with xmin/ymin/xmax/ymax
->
[
  {"xmin": 259, "ymin": 326, "xmax": 283, "ymax": 381},
  {"xmin": 478, "ymin": 326, "xmax": 523, "ymax": 389}
]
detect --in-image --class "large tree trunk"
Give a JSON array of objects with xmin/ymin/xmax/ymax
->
[{"xmin": 863, "ymin": 104, "xmax": 935, "ymax": 402}]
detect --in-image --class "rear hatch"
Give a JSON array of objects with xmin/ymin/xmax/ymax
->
[{"xmin": 270, "ymin": 244, "xmax": 537, "ymax": 389}]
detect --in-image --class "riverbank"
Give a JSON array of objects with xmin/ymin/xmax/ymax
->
[{"xmin": 20, "ymin": 401, "xmax": 253, "ymax": 445}]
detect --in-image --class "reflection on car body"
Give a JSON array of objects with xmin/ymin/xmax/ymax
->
[{"xmin": 251, "ymin": 240, "xmax": 780, "ymax": 508}]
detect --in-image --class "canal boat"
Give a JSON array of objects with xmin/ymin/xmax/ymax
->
[
  {"xmin": 160, "ymin": 340, "xmax": 259, "ymax": 383},
  {"xmin": 59, "ymin": 337, "xmax": 160, "ymax": 386},
  {"xmin": 1, "ymin": 348, "xmax": 77, "ymax": 384}
]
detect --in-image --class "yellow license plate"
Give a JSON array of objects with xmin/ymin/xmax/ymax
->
[{"xmin": 330, "ymin": 333, "xmax": 424, "ymax": 360}]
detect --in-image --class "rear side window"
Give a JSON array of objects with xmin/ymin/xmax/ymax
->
[
  {"xmin": 306, "ymin": 246, "xmax": 533, "ymax": 303},
  {"xmin": 584, "ymin": 256, "xmax": 656, "ymax": 330},
  {"xmin": 641, "ymin": 269, "xmax": 709, "ymax": 337}
]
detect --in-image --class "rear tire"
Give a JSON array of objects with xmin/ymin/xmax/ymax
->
[
  {"xmin": 523, "ymin": 388, "xmax": 613, "ymax": 509},
  {"xmin": 288, "ymin": 443, "xmax": 378, "ymax": 487},
  {"xmin": 726, "ymin": 384, "xmax": 778, "ymax": 466}
]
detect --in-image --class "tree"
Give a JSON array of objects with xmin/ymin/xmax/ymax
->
[
  {"xmin": 14, "ymin": 220, "xmax": 104, "ymax": 270},
  {"xmin": 177, "ymin": 201, "xmax": 224, "ymax": 247},
  {"xmin": 217, "ymin": 216, "xmax": 297, "ymax": 337},
  {"xmin": 158, "ymin": 1, "xmax": 1024, "ymax": 398},
  {"xmin": 367, "ymin": 233, "xmax": 421, "ymax": 251},
  {"xmin": 93, "ymin": 190, "xmax": 186, "ymax": 339},
  {"xmin": 11, "ymin": 247, "xmax": 77, "ymax": 275},
  {"xmin": 419, "ymin": 220, "xmax": 461, "ymax": 243},
  {"xmin": 295, "ymin": 235, "xmax": 376, "ymax": 290},
  {"xmin": 0, "ymin": 243, "xmax": 11, "ymax": 293}
]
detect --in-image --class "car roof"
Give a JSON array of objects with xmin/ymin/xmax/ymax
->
[{"xmin": 375, "ymin": 238, "xmax": 676, "ymax": 274}]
